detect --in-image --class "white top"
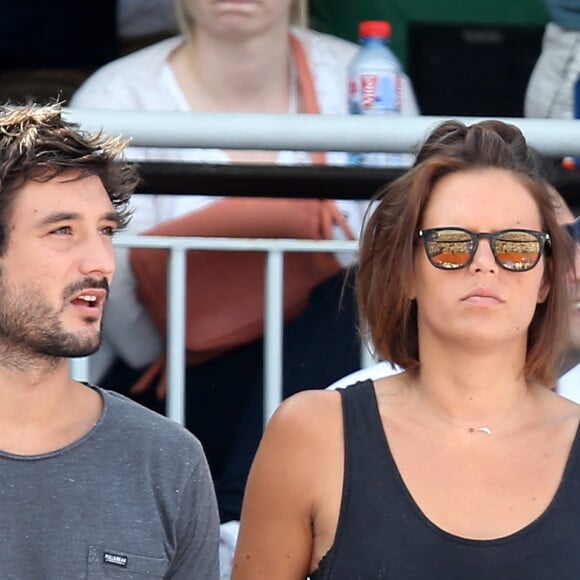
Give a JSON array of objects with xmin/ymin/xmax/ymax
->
[
  {"xmin": 71, "ymin": 29, "xmax": 420, "ymax": 381},
  {"xmin": 558, "ymin": 364, "xmax": 580, "ymax": 403},
  {"xmin": 328, "ymin": 361, "xmax": 580, "ymax": 403},
  {"xmin": 327, "ymin": 361, "xmax": 402, "ymax": 390}
]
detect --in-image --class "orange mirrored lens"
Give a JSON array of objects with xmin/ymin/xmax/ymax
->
[
  {"xmin": 427, "ymin": 231, "xmax": 472, "ymax": 269},
  {"xmin": 494, "ymin": 233, "xmax": 540, "ymax": 270}
]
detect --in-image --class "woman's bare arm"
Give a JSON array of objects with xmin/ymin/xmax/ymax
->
[{"xmin": 232, "ymin": 389, "xmax": 343, "ymax": 580}]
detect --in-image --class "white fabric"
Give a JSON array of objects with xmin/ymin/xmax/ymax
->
[
  {"xmin": 71, "ymin": 29, "xmax": 420, "ymax": 382},
  {"xmin": 219, "ymin": 520, "xmax": 240, "ymax": 580},
  {"xmin": 524, "ymin": 22, "xmax": 580, "ymax": 119},
  {"xmin": 326, "ymin": 361, "xmax": 403, "ymax": 390},
  {"xmin": 557, "ymin": 364, "xmax": 580, "ymax": 402},
  {"xmin": 328, "ymin": 361, "xmax": 580, "ymax": 403}
]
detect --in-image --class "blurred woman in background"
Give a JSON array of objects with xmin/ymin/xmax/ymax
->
[{"xmin": 72, "ymin": 0, "xmax": 420, "ymax": 531}]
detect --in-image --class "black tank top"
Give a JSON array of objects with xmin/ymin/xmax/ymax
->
[{"xmin": 309, "ymin": 380, "xmax": 580, "ymax": 579}]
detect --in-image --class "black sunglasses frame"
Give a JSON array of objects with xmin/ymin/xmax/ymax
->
[{"xmin": 417, "ymin": 227, "xmax": 551, "ymax": 272}]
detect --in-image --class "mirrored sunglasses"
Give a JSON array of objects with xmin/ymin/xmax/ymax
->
[{"xmin": 417, "ymin": 227, "xmax": 551, "ymax": 272}]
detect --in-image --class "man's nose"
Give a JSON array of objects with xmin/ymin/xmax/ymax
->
[{"xmin": 78, "ymin": 235, "xmax": 115, "ymax": 279}]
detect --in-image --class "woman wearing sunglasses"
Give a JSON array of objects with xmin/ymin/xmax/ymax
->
[{"xmin": 232, "ymin": 119, "xmax": 580, "ymax": 579}]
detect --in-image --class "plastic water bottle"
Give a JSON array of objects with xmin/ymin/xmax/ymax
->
[{"xmin": 348, "ymin": 20, "xmax": 404, "ymax": 167}]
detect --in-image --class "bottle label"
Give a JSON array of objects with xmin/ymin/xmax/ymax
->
[
  {"xmin": 350, "ymin": 73, "xmax": 402, "ymax": 114},
  {"xmin": 361, "ymin": 74, "xmax": 380, "ymax": 109}
]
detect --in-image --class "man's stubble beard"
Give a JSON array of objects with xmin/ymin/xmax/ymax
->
[{"xmin": 0, "ymin": 275, "xmax": 105, "ymax": 360}]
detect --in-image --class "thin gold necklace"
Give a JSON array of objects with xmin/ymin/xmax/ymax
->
[
  {"xmin": 416, "ymin": 392, "xmax": 498, "ymax": 436},
  {"xmin": 422, "ymin": 397, "xmax": 521, "ymax": 437},
  {"xmin": 468, "ymin": 426, "xmax": 493, "ymax": 435},
  {"xmin": 407, "ymin": 374, "xmax": 526, "ymax": 437}
]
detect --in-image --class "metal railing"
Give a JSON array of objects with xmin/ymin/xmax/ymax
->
[
  {"xmin": 66, "ymin": 109, "xmax": 580, "ymax": 425},
  {"xmin": 66, "ymin": 109, "xmax": 580, "ymax": 157},
  {"xmin": 70, "ymin": 234, "xmax": 363, "ymax": 426}
]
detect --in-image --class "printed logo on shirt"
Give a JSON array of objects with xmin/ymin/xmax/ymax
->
[{"xmin": 103, "ymin": 552, "xmax": 128, "ymax": 567}]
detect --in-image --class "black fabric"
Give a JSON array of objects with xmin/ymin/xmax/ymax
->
[
  {"xmin": 214, "ymin": 269, "xmax": 360, "ymax": 522},
  {"xmin": 311, "ymin": 380, "xmax": 580, "ymax": 579},
  {"xmin": 102, "ymin": 270, "xmax": 361, "ymax": 522}
]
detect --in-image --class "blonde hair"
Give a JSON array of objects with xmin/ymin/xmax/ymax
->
[
  {"xmin": 174, "ymin": 0, "xmax": 308, "ymax": 38},
  {"xmin": 291, "ymin": 0, "xmax": 308, "ymax": 28}
]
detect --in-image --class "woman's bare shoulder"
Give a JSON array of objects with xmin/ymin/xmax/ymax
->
[{"xmin": 266, "ymin": 388, "xmax": 343, "ymax": 442}]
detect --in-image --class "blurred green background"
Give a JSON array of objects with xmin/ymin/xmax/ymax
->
[{"xmin": 310, "ymin": 0, "xmax": 549, "ymax": 116}]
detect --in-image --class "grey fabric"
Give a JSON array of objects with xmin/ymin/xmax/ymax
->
[{"xmin": 0, "ymin": 385, "xmax": 220, "ymax": 579}]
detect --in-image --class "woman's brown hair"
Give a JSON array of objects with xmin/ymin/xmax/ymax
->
[{"xmin": 356, "ymin": 119, "xmax": 573, "ymax": 386}]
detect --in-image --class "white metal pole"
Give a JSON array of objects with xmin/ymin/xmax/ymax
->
[
  {"xmin": 263, "ymin": 250, "xmax": 285, "ymax": 428},
  {"xmin": 166, "ymin": 247, "xmax": 187, "ymax": 425},
  {"xmin": 64, "ymin": 109, "xmax": 580, "ymax": 158}
]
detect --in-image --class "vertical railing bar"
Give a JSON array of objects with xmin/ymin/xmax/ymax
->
[
  {"xmin": 69, "ymin": 357, "xmax": 90, "ymax": 382},
  {"xmin": 263, "ymin": 249, "xmax": 284, "ymax": 428},
  {"xmin": 360, "ymin": 340, "xmax": 376, "ymax": 370},
  {"xmin": 74, "ymin": 236, "xmax": 362, "ymax": 427},
  {"xmin": 166, "ymin": 247, "xmax": 187, "ymax": 425}
]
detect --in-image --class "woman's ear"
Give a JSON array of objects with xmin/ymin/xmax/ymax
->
[{"xmin": 537, "ymin": 277, "xmax": 550, "ymax": 304}]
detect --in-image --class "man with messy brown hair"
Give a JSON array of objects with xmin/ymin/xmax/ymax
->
[{"xmin": 0, "ymin": 101, "xmax": 219, "ymax": 578}]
